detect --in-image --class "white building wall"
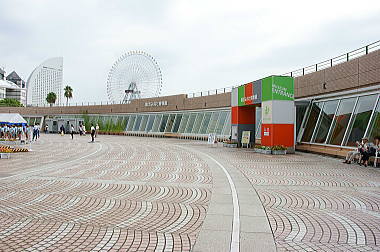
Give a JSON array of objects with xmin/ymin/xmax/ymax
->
[{"xmin": 27, "ymin": 57, "xmax": 63, "ymax": 106}]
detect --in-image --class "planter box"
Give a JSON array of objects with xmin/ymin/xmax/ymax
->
[
  {"xmin": 223, "ymin": 143, "xmax": 238, "ymax": 148},
  {"xmin": 0, "ymin": 153, "xmax": 11, "ymax": 159},
  {"xmin": 272, "ymin": 150, "xmax": 287, "ymax": 155},
  {"xmin": 254, "ymin": 148, "xmax": 263, "ymax": 153}
]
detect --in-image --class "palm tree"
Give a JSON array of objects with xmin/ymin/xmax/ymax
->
[
  {"xmin": 64, "ymin": 85, "xmax": 73, "ymax": 106},
  {"xmin": 46, "ymin": 92, "xmax": 57, "ymax": 107}
]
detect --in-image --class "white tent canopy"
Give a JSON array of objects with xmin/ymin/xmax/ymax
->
[{"xmin": 0, "ymin": 113, "xmax": 27, "ymax": 125}]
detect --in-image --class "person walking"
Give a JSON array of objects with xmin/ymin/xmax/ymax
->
[
  {"xmin": 71, "ymin": 124, "xmax": 75, "ymax": 140},
  {"xmin": 90, "ymin": 124, "xmax": 95, "ymax": 143},
  {"xmin": 95, "ymin": 124, "xmax": 99, "ymax": 138}
]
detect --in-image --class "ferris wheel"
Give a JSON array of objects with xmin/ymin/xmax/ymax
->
[{"xmin": 106, "ymin": 51, "xmax": 163, "ymax": 104}]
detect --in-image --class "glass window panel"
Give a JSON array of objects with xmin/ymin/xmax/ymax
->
[
  {"xmin": 185, "ymin": 113, "xmax": 197, "ymax": 133},
  {"xmin": 146, "ymin": 115, "xmax": 156, "ymax": 132},
  {"xmin": 159, "ymin": 114, "xmax": 169, "ymax": 132},
  {"xmin": 139, "ymin": 115, "xmax": 149, "ymax": 131},
  {"xmin": 328, "ymin": 97, "xmax": 356, "ymax": 145},
  {"xmin": 301, "ymin": 102, "xmax": 323, "ymax": 142},
  {"xmin": 365, "ymin": 95, "xmax": 380, "ymax": 141},
  {"xmin": 216, "ymin": 111, "xmax": 228, "ymax": 134},
  {"xmin": 296, "ymin": 104, "xmax": 308, "ymax": 137},
  {"xmin": 126, "ymin": 115, "xmax": 136, "ymax": 131},
  {"xmin": 192, "ymin": 113, "xmax": 204, "ymax": 134},
  {"xmin": 152, "ymin": 114, "xmax": 162, "ymax": 132},
  {"xmin": 178, "ymin": 113, "xmax": 190, "ymax": 133},
  {"xmin": 222, "ymin": 111, "xmax": 231, "ymax": 136},
  {"xmin": 133, "ymin": 115, "xmax": 142, "ymax": 131},
  {"xmin": 313, "ymin": 100, "xmax": 339, "ymax": 143},
  {"xmin": 200, "ymin": 112, "xmax": 212, "ymax": 134},
  {"xmin": 165, "ymin": 114, "xmax": 176, "ymax": 132},
  {"xmin": 172, "ymin": 114, "xmax": 182, "ymax": 133},
  {"xmin": 345, "ymin": 94, "xmax": 378, "ymax": 146},
  {"xmin": 207, "ymin": 112, "xmax": 220, "ymax": 133}
]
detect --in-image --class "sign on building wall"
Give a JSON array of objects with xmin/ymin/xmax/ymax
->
[
  {"xmin": 262, "ymin": 76, "xmax": 294, "ymax": 101},
  {"xmin": 237, "ymin": 81, "xmax": 262, "ymax": 107},
  {"xmin": 144, "ymin": 101, "xmax": 168, "ymax": 107},
  {"xmin": 261, "ymin": 102, "xmax": 272, "ymax": 124}
]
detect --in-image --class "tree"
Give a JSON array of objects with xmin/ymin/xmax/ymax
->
[
  {"xmin": 46, "ymin": 92, "xmax": 57, "ymax": 107},
  {"xmin": 64, "ymin": 85, "xmax": 73, "ymax": 106},
  {"xmin": 0, "ymin": 98, "xmax": 24, "ymax": 107}
]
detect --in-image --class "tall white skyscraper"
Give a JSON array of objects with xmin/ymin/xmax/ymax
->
[{"xmin": 27, "ymin": 57, "xmax": 63, "ymax": 106}]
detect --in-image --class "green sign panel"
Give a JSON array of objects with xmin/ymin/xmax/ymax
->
[
  {"xmin": 238, "ymin": 85, "xmax": 245, "ymax": 106},
  {"xmin": 262, "ymin": 76, "xmax": 294, "ymax": 102}
]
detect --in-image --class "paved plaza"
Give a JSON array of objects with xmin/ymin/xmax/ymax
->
[{"xmin": 0, "ymin": 135, "xmax": 379, "ymax": 251}]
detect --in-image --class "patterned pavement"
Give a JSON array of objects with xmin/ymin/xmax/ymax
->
[
  {"xmin": 0, "ymin": 135, "xmax": 211, "ymax": 251},
  {"xmin": 205, "ymin": 149, "xmax": 380, "ymax": 251},
  {"xmin": 1, "ymin": 135, "xmax": 380, "ymax": 251}
]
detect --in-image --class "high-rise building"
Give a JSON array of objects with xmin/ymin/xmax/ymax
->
[{"xmin": 27, "ymin": 57, "xmax": 63, "ymax": 106}]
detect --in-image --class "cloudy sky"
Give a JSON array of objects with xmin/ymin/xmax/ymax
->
[{"xmin": 1, "ymin": 0, "xmax": 380, "ymax": 103}]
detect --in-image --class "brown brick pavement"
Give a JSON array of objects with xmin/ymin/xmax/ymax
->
[
  {"xmin": 1, "ymin": 135, "xmax": 380, "ymax": 251},
  {"xmin": 200, "ymin": 147, "xmax": 380, "ymax": 251},
  {"xmin": 0, "ymin": 135, "xmax": 211, "ymax": 251}
]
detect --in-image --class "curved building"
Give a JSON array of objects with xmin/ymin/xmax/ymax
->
[{"xmin": 27, "ymin": 57, "xmax": 63, "ymax": 106}]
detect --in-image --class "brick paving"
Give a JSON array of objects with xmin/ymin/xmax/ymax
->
[
  {"xmin": 1, "ymin": 135, "xmax": 380, "ymax": 251},
  {"xmin": 204, "ymin": 148, "xmax": 380, "ymax": 251},
  {"xmin": 0, "ymin": 135, "xmax": 211, "ymax": 251}
]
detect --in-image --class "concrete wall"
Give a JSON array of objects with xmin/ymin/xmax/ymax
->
[
  {"xmin": 295, "ymin": 50, "xmax": 380, "ymax": 98},
  {"xmin": 0, "ymin": 93, "xmax": 231, "ymax": 116}
]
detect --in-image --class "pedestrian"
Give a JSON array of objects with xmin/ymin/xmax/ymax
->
[
  {"xmin": 45, "ymin": 125, "xmax": 49, "ymax": 134},
  {"xmin": 95, "ymin": 124, "xmax": 99, "ymax": 138},
  {"xmin": 32, "ymin": 124, "xmax": 38, "ymax": 141},
  {"xmin": 90, "ymin": 124, "xmax": 95, "ymax": 143},
  {"xmin": 71, "ymin": 124, "xmax": 75, "ymax": 140},
  {"xmin": 60, "ymin": 125, "xmax": 65, "ymax": 136}
]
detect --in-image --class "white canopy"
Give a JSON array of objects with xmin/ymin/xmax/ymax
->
[
  {"xmin": 0, "ymin": 113, "xmax": 27, "ymax": 125},
  {"xmin": 0, "ymin": 79, "xmax": 20, "ymax": 89}
]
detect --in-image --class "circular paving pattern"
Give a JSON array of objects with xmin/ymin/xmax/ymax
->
[
  {"xmin": 0, "ymin": 135, "xmax": 212, "ymax": 251},
  {"xmin": 206, "ymin": 148, "xmax": 380, "ymax": 251}
]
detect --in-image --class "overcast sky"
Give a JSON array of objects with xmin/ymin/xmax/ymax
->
[{"xmin": 1, "ymin": 0, "xmax": 380, "ymax": 103}]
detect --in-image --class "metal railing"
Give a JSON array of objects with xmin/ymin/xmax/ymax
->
[
  {"xmin": 186, "ymin": 86, "xmax": 234, "ymax": 98},
  {"xmin": 283, "ymin": 40, "xmax": 380, "ymax": 77},
  {"xmin": 9, "ymin": 40, "xmax": 380, "ymax": 107}
]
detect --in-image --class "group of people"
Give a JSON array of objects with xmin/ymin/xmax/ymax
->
[
  {"xmin": 0, "ymin": 123, "xmax": 41, "ymax": 142},
  {"xmin": 62, "ymin": 123, "xmax": 99, "ymax": 142},
  {"xmin": 0, "ymin": 124, "xmax": 26, "ymax": 140},
  {"xmin": 344, "ymin": 136, "xmax": 380, "ymax": 167}
]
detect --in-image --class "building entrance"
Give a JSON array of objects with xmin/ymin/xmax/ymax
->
[{"xmin": 231, "ymin": 76, "xmax": 295, "ymax": 150}]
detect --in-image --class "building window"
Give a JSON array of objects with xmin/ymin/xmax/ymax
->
[
  {"xmin": 367, "ymin": 96, "xmax": 380, "ymax": 141},
  {"xmin": 312, "ymin": 100, "xmax": 339, "ymax": 143},
  {"xmin": 328, "ymin": 97, "xmax": 357, "ymax": 145},
  {"xmin": 301, "ymin": 102, "xmax": 323, "ymax": 142},
  {"xmin": 345, "ymin": 94, "xmax": 378, "ymax": 146}
]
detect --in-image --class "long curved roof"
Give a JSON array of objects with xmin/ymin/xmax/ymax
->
[{"xmin": 0, "ymin": 79, "xmax": 21, "ymax": 89}]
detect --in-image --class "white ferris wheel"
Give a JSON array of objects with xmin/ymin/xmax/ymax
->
[{"xmin": 106, "ymin": 51, "xmax": 163, "ymax": 104}]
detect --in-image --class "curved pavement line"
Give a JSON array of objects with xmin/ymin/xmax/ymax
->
[
  {"xmin": 0, "ymin": 142, "xmax": 103, "ymax": 181},
  {"xmin": 175, "ymin": 145, "xmax": 240, "ymax": 252},
  {"xmin": 202, "ymin": 151, "xmax": 240, "ymax": 252}
]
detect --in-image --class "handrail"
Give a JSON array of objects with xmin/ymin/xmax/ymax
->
[
  {"xmin": 283, "ymin": 40, "xmax": 380, "ymax": 77},
  {"xmin": 10, "ymin": 40, "xmax": 380, "ymax": 107}
]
